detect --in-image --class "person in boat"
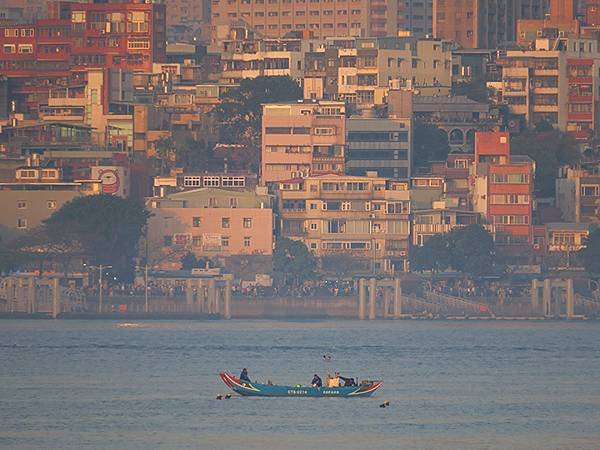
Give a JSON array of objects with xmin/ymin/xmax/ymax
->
[
  {"xmin": 311, "ymin": 374, "xmax": 322, "ymax": 387},
  {"xmin": 327, "ymin": 372, "xmax": 340, "ymax": 388},
  {"xmin": 239, "ymin": 368, "xmax": 251, "ymax": 382},
  {"xmin": 341, "ymin": 376, "xmax": 357, "ymax": 387}
]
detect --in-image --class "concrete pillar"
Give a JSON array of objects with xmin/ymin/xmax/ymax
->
[
  {"xmin": 369, "ymin": 277, "xmax": 377, "ymax": 320},
  {"xmin": 208, "ymin": 278, "xmax": 216, "ymax": 315},
  {"xmin": 531, "ymin": 279, "xmax": 540, "ymax": 310},
  {"xmin": 185, "ymin": 279, "xmax": 194, "ymax": 306},
  {"xmin": 214, "ymin": 286, "xmax": 223, "ymax": 314},
  {"xmin": 566, "ymin": 278, "xmax": 574, "ymax": 319},
  {"xmin": 358, "ymin": 278, "xmax": 366, "ymax": 320},
  {"xmin": 224, "ymin": 279, "xmax": 232, "ymax": 319},
  {"xmin": 27, "ymin": 277, "xmax": 36, "ymax": 314},
  {"xmin": 543, "ymin": 278, "xmax": 552, "ymax": 317},
  {"xmin": 394, "ymin": 278, "xmax": 402, "ymax": 318},
  {"xmin": 383, "ymin": 287, "xmax": 390, "ymax": 318},
  {"xmin": 51, "ymin": 278, "xmax": 60, "ymax": 319}
]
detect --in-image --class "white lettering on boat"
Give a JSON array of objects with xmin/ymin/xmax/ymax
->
[
  {"xmin": 287, "ymin": 389, "xmax": 308, "ymax": 395},
  {"xmin": 322, "ymin": 390, "xmax": 340, "ymax": 395}
]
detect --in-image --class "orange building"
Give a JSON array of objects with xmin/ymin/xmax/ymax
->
[
  {"xmin": 517, "ymin": 0, "xmax": 580, "ymax": 46},
  {"xmin": 433, "ymin": 0, "xmax": 548, "ymax": 49},
  {"xmin": 472, "ymin": 131, "xmax": 534, "ymax": 249}
]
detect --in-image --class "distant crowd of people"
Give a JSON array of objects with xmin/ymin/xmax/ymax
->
[{"xmin": 425, "ymin": 279, "xmax": 530, "ymax": 303}]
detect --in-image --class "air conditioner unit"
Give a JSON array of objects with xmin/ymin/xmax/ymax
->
[
  {"xmin": 533, "ymin": 244, "xmax": 540, "ymax": 250},
  {"xmin": 399, "ymin": 251, "xmax": 407, "ymax": 257}
]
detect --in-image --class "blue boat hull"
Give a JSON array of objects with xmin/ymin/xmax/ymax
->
[{"xmin": 220, "ymin": 372, "xmax": 383, "ymax": 398}]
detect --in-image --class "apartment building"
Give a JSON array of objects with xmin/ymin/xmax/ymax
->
[
  {"xmin": 146, "ymin": 186, "xmax": 273, "ymax": 270},
  {"xmin": 498, "ymin": 37, "xmax": 600, "ymax": 140},
  {"xmin": 277, "ymin": 173, "xmax": 411, "ymax": 274},
  {"xmin": 346, "ymin": 104, "xmax": 412, "ymax": 180},
  {"xmin": 0, "ymin": 1, "xmax": 166, "ymax": 122},
  {"xmin": 401, "ymin": 0, "xmax": 434, "ymax": 37},
  {"xmin": 471, "ymin": 131, "xmax": 535, "ymax": 248},
  {"xmin": 304, "ymin": 35, "xmax": 454, "ymax": 103},
  {"xmin": 556, "ymin": 163, "xmax": 600, "ymax": 224},
  {"xmin": 0, "ymin": 162, "xmax": 101, "ymax": 234},
  {"xmin": 219, "ymin": 28, "xmax": 318, "ymax": 83},
  {"xmin": 433, "ymin": 0, "xmax": 549, "ymax": 48},
  {"xmin": 412, "ymin": 207, "xmax": 479, "ymax": 246},
  {"xmin": 210, "ymin": 0, "xmax": 403, "ymax": 42},
  {"xmin": 517, "ymin": 0, "xmax": 580, "ymax": 47},
  {"xmin": 261, "ymin": 100, "xmax": 346, "ymax": 184},
  {"xmin": 164, "ymin": 0, "xmax": 210, "ymax": 30}
]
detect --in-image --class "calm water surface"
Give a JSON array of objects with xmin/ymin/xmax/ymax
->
[{"xmin": 1, "ymin": 319, "xmax": 599, "ymax": 450}]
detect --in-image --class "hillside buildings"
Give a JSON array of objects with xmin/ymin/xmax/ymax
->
[{"xmin": 497, "ymin": 37, "xmax": 600, "ymax": 141}]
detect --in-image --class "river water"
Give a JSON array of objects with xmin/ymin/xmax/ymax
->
[{"xmin": 1, "ymin": 319, "xmax": 599, "ymax": 450}]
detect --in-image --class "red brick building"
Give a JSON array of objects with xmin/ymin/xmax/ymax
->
[{"xmin": 0, "ymin": 1, "xmax": 166, "ymax": 117}]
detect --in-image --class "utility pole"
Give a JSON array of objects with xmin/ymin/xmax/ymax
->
[
  {"xmin": 97, "ymin": 264, "xmax": 112, "ymax": 314},
  {"xmin": 144, "ymin": 263, "xmax": 149, "ymax": 313},
  {"xmin": 98, "ymin": 264, "xmax": 103, "ymax": 314}
]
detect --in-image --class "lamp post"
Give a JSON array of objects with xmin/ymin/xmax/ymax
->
[{"xmin": 94, "ymin": 264, "xmax": 112, "ymax": 314}]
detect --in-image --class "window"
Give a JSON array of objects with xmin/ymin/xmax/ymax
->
[
  {"xmin": 17, "ymin": 218, "xmax": 27, "ymax": 229},
  {"xmin": 71, "ymin": 11, "xmax": 86, "ymax": 23},
  {"xmin": 17, "ymin": 201, "xmax": 27, "ymax": 209},
  {"xmin": 310, "ymin": 223, "xmax": 317, "ymax": 230},
  {"xmin": 491, "ymin": 173, "xmax": 529, "ymax": 184},
  {"xmin": 3, "ymin": 44, "xmax": 15, "ymax": 54},
  {"xmin": 127, "ymin": 39, "xmax": 150, "ymax": 49},
  {"xmin": 494, "ymin": 215, "xmax": 529, "ymax": 225},
  {"xmin": 229, "ymin": 197, "xmax": 238, "ymax": 208},
  {"xmin": 183, "ymin": 176, "xmax": 202, "ymax": 187},
  {"xmin": 222, "ymin": 217, "xmax": 230, "ymax": 228},
  {"xmin": 341, "ymin": 201, "xmax": 351, "ymax": 211},
  {"xmin": 4, "ymin": 28, "xmax": 18, "ymax": 37},
  {"xmin": 203, "ymin": 176, "xmax": 220, "ymax": 187},
  {"xmin": 243, "ymin": 236, "xmax": 251, "ymax": 247},
  {"xmin": 47, "ymin": 200, "xmax": 57, "ymax": 209},
  {"xmin": 221, "ymin": 236, "xmax": 229, "ymax": 247},
  {"xmin": 243, "ymin": 217, "xmax": 252, "ymax": 228},
  {"xmin": 192, "ymin": 236, "xmax": 202, "ymax": 247},
  {"xmin": 164, "ymin": 235, "xmax": 172, "ymax": 246},
  {"xmin": 387, "ymin": 202, "xmax": 408, "ymax": 214},
  {"xmin": 192, "ymin": 217, "xmax": 201, "ymax": 227},
  {"xmin": 17, "ymin": 44, "xmax": 32, "ymax": 54},
  {"xmin": 314, "ymin": 127, "xmax": 335, "ymax": 136},
  {"xmin": 221, "ymin": 176, "xmax": 245, "ymax": 187},
  {"xmin": 581, "ymin": 185, "xmax": 600, "ymax": 196}
]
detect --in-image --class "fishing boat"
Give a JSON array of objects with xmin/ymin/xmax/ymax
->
[{"xmin": 219, "ymin": 372, "xmax": 383, "ymax": 397}]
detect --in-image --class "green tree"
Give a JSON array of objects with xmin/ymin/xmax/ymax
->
[
  {"xmin": 410, "ymin": 234, "xmax": 452, "ymax": 273},
  {"xmin": 43, "ymin": 195, "xmax": 150, "ymax": 281},
  {"xmin": 273, "ymin": 238, "xmax": 316, "ymax": 285},
  {"xmin": 181, "ymin": 251, "xmax": 198, "ymax": 270},
  {"xmin": 452, "ymin": 77, "xmax": 490, "ymax": 103},
  {"xmin": 0, "ymin": 236, "xmax": 19, "ymax": 273},
  {"xmin": 413, "ymin": 121, "xmax": 451, "ymax": 168},
  {"xmin": 410, "ymin": 225, "xmax": 496, "ymax": 277},
  {"xmin": 511, "ymin": 128, "xmax": 581, "ymax": 197},
  {"xmin": 212, "ymin": 76, "xmax": 302, "ymax": 170},
  {"xmin": 177, "ymin": 138, "xmax": 213, "ymax": 171},
  {"xmin": 580, "ymin": 228, "xmax": 600, "ymax": 276},
  {"xmin": 447, "ymin": 225, "xmax": 495, "ymax": 277}
]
